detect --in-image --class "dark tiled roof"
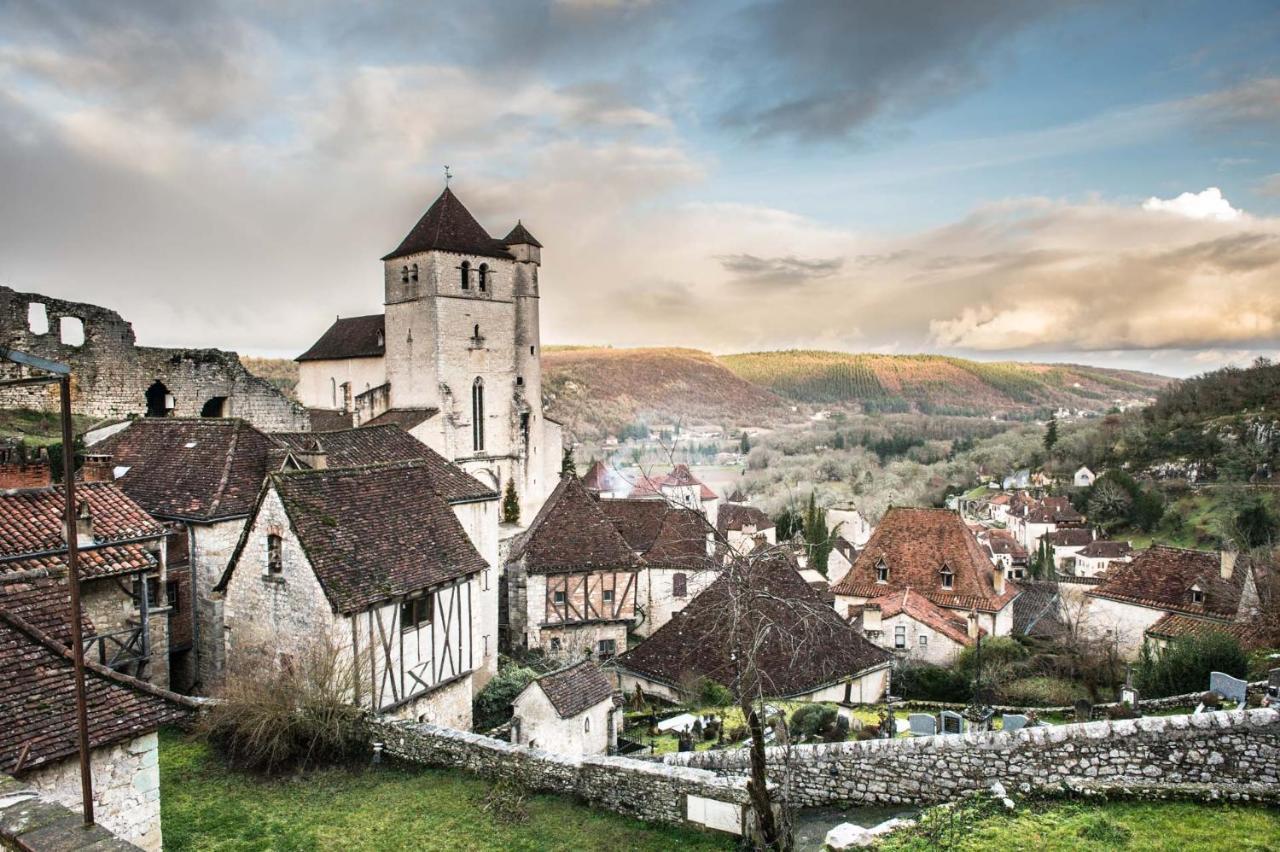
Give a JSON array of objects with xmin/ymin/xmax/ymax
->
[
  {"xmin": 869, "ymin": 588, "xmax": 981, "ymax": 646},
  {"xmin": 1146, "ymin": 613, "xmax": 1261, "ymax": 647},
  {"xmin": 598, "ymin": 498, "xmax": 670, "ymax": 552},
  {"xmin": 308, "ymin": 409, "xmax": 355, "ymax": 431},
  {"xmin": 1079, "ymin": 540, "xmax": 1132, "ymax": 558},
  {"xmin": 272, "ymin": 426, "xmax": 494, "ymax": 503},
  {"xmin": 92, "ymin": 418, "xmax": 277, "ymax": 521},
  {"xmin": 361, "ymin": 408, "xmax": 439, "ymax": 431},
  {"xmin": 717, "ymin": 503, "xmax": 773, "ymax": 536},
  {"xmin": 1012, "ymin": 581, "xmax": 1064, "ymax": 637},
  {"xmin": 614, "ymin": 551, "xmax": 892, "ymax": 698},
  {"xmin": 984, "ymin": 533, "xmax": 1028, "ymax": 557},
  {"xmin": 644, "ymin": 508, "xmax": 714, "ymax": 570},
  {"xmin": 220, "ymin": 462, "xmax": 489, "ymax": 614},
  {"xmin": 382, "ymin": 188, "xmax": 513, "ymax": 261},
  {"xmin": 0, "ymin": 606, "xmax": 193, "ymax": 775},
  {"xmin": 1043, "ymin": 528, "xmax": 1095, "ymax": 547},
  {"xmin": 830, "ymin": 507, "xmax": 1019, "ymax": 613},
  {"xmin": 296, "ymin": 314, "xmax": 386, "ymax": 362},
  {"xmin": 0, "ymin": 573, "xmax": 93, "ymax": 645},
  {"xmin": 502, "ymin": 220, "xmax": 543, "ymax": 248},
  {"xmin": 509, "ymin": 477, "xmax": 638, "ymax": 575},
  {"xmin": 532, "ymin": 660, "xmax": 612, "ymax": 718},
  {"xmin": 1087, "ymin": 545, "xmax": 1250, "ymax": 619}
]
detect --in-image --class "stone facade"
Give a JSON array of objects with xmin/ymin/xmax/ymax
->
[
  {"xmin": 511, "ymin": 682, "xmax": 617, "ymax": 756},
  {"xmin": 20, "ymin": 732, "xmax": 163, "ymax": 851},
  {"xmin": 190, "ymin": 519, "xmax": 247, "ymax": 689},
  {"xmin": 664, "ymin": 708, "xmax": 1280, "ymax": 808},
  {"xmin": 0, "ymin": 286, "xmax": 308, "ymax": 432},
  {"xmin": 0, "ymin": 773, "xmax": 145, "ymax": 851},
  {"xmin": 634, "ymin": 565, "xmax": 717, "ymax": 638},
  {"xmin": 366, "ymin": 719, "xmax": 751, "ymax": 835}
]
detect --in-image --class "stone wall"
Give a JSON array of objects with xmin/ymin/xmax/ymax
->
[
  {"xmin": 662, "ymin": 708, "xmax": 1280, "ymax": 808},
  {"xmin": 0, "ymin": 285, "xmax": 308, "ymax": 432},
  {"xmin": 0, "ymin": 773, "xmax": 144, "ymax": 851},
  {"xmin": 366, "ymin": 719, "xmax": 752, "ymax": 835}
]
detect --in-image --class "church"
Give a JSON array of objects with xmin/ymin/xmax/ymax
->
[{"xmin": 295, "ymin": 187, "xmax": 563, "ymax": 519}]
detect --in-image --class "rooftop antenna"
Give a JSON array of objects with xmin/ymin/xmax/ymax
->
[{"xmin": 444, "ymin": 165, "xmax": 452, "ymax": 187}]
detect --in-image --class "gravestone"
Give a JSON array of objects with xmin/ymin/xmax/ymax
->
[
  {"xmin": 1002, "ymin": 713, "xmax": 1028, "ymax": 732},
  {"xmin": 908, "ymin": 713, "xmax": 937, "ymax": 737},
  {"xmin": 940, "ymin": 710, "xmax": 964, "ymax": 735},
  {"xmin": 1074, "ymin": 698, "xmax": 1093, "ymax": 723}
]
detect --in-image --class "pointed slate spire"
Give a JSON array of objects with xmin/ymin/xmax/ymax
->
[
  {"xmin": 382, "ymin": 187, "xmax": 511, "ymax": 261},
  {"xmin": 502, "ymin": 219, "xmax": 543, "ymax": 248}
]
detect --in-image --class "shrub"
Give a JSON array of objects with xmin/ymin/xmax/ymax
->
[
  {"xmin": 473, "ymin": 664, "xmax": 539, "ymax": 732},
  {"xmin": 695, "ymin": 677, "xmax": 733, "ymax": 708},
  {"xmin": 1078, "ymin": 816, "xmax": 1132, "ymax": 845},
  {"xmin": 1135, "ymin": 633, "xmax": 1249, "ymax": 698},
  {"xmin": 998, "ymin": 676, "xmax": 1087, "ymax": 707},
  {"xmin": 895, "ymin": 662, "xmax": 971, "ymax": 703},
  {"xmin": 200, "ymin": 637, "xmax": 365, "ymax": 775},
  {"xmin": 790, "ymin": 703, "xmax": 838, "ymax": 739},
  {"xmin": 823, "ymin": 714, "xmax": 851, "ymax": 743},
  {"xmin": 480, "ymin": 777, "xmax": 529, "ymax": 825},
  {"xmin": 956, "ymin": 637, "xmax": 1030, "ymax": 690}
]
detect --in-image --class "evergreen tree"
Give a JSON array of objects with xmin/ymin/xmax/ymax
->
[
  {"xmin": 832, "ymin": 431, "xmax": 846, "ymax": 450},
  {"xmin": 501, "ymin": 478, "xmax": 520, "ymax": 525},
  {"xmin": 739, "ymin": 432, "xmax": 751, "ymax": 454},
  {"xmin": 801, "ymin": 493, "xmax": 836, "ymax": 576},
  {"xmin": 1044, "ymin": 415, "xmax": 1059, "ymax": 452},
  {"xmin": 560, "ymin": 446, "xmax": 577, "ymax": 477}
]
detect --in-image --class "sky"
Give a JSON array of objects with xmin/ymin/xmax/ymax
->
[{"xmin": 1, "ymin": 1, "xmax": 1278, "ymax": 378}]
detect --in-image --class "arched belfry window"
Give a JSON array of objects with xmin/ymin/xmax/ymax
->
[
  {"xmin": 410, "ymin": 263, "xmax": 419, "ymax": 282},
  {"xmin": 472, "ymin": 378, "xmax": 485, "ymax": 452},
  {"xmin": 460, "ymin": 261, "xmax": 471, "ymax": 290},
  {"xmin": 478, "ymin": 263, "xmax": 489, "ymax": 292}
]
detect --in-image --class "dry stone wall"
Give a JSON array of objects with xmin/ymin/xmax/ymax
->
[
  {"xmin": 662, "ymin": 708, "xmax": 1280, "ymax": 808},
  {"xmin": 0, "ymin": 286, "xmax": 308, "ymax": 431}
]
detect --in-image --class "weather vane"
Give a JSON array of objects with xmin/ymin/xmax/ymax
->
[{"xmin": 444, "ymin": 165, "xmax": 452, "ymax": 187}]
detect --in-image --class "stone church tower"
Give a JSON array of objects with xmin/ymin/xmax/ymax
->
[{"xmin": 296, "ymin": 188, "xmax": 562, "ymax": 519}]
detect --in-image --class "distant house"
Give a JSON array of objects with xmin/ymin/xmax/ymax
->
[
  {"xmin": 0, "ymin": 588, "xmax": 194, "ymax": 851},
  {"xmin": 628, "ymin": 464, "xmax": 720, "ymax": 520},
  {"xmin": 851, "ymin": 588, "xmax": 983, "ymax": 665},
  {"xmin": 1074, "ymin": 466, "xmax": 1096, "ymax": 487},
  {"xmin": 716, "ymin": 502, "xmax": 777, "ymax": 556},
  {"xmin": 979, "ymin": 529, "xmax": 1029, "ymax": 580},
  {"xmin": 830, "ymin": 507, "xmax": 1020, "ymax": 637},
  {"xmin": 216, "ymin": 461, "xmax": 495, "ymax": 726},
  {"xmin": 1042, "ymin": 527, "xmax": 1096, "ymax": 573},
  {"xmin": 1073, "ymin": 539, "xmax": 1132, "ymax": 578},
  {"xmin": 1011, "ymin": 495, "xmax": 1085, "ymax": 553},
  {"xmin": 612, "ymin": 551, "xmax": 892, "ymax": 705},
  {"xmin": 826, "ymin": 537, "xmax": 859, "ymax": 586},
  {"xmin": 1084, "ymin": 546, "xmax": 1262, "ymax": 657},
  {"xmin": 826, "ymin": 505, "xmax": 874, "ymax": 547},
  {"xmin": 580, "ymin": 460, "xmax": 628, "ymax": 498},
  {"xmin": 511, "ymin": 660, "xmax": 618, "ymax": 756}
]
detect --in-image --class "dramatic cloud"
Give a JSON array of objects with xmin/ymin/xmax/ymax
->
[{"xmin": 1142, "ymin": 187, "xmax": 1242, "ymax": 221}]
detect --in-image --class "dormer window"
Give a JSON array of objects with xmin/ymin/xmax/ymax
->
[
  {"xmin": 1190, "ymin": 585, "xmax": 1204, "ymax": 605},
  {"xmin": 478, "ymin": 263, "xmax": 488, "ymax": 292},
  {"xmin": 940, "ymin": 566, "xmax": 954, "ymax": 590},
  {"xmin": 460, "ymin": 260, "xmax": 471, "ymax": 289},
  {"xmin": 376, "ymin": 330, "xmax": 385, "ymax": 348},
  {"xmin": 876, "ymin": 560, "xmax": 889, "ymax": 583}
]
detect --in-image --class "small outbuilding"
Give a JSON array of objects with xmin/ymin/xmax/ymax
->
[{"xmin": 511, "ymin": 659, "xmax": 618, "ymax": 755}]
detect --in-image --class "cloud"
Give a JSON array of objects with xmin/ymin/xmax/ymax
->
[
  {"xmin": 717, "ymin": 254, "xmax": 844, "ymax": 289},
  {"xmin": 1257, "ymin": 174, "xmax": 1280, "ymax": 198},
  {"xmin": 1142, "ymin": 187, "xmax": 1243, "ymax": 221}
]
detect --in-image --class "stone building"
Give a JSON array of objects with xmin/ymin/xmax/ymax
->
[
  {"xmin": 0, "ymin": 461, "xmax": 171, "ymax": 688},
  {"xmin": 0, "ymin": 586, "xmax": 194, "ymax": 851},
  {"xmin": 830, "ymin": 507, "xmax": 1020, "ymax": 638},
  {"xmin": 511, "ymin": 659, "xmax": 619, "ymax": 756},
  {"xmin": 294, "ymin": 188, "xmax": 562, "ymax": 520},
  {"xmin": 216, "ymin": 460, "xmax": 497, "ymax": 725},
  {"xmin": 0, "ymin": 285, "xmax": 308, "ymax": 432},
  {"xmin": 715, "ymin": 501, "xmax": 776, "ymax": 556},
  {"xmin": 1072, "ymin": 539, "xmax": 1133, "ymax": 578},
  {"xmin": 851, "ymin": 587, "xmax": 983, "ymax": 666},
  {"xmin": 628, "ymin": 464, "xmax": 720, "ymax": 520}
]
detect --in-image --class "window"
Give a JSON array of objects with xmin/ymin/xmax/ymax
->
[
  {"xmin": 460, "ymin": 260, "xmax": 471, "ymax": 289},
  {"xmin": 167, "ymin": 580, "xmax": 181, "ymax": 614},
  {"xmin": 554, "ymin": 590, "xmax": 566, "ymax": 604},
  {"xmin": 376, "ymin": 329, "xmax": 385, "ymax": 348},
  {"xmin": 940, "ymin": 567, "xmax": 954, "ymax": 589},
  {"xmin": 919, "ymin": 635, "xmax": 928, "ymax": 647},
  {"xmin": 471, "ymin": 324, "xmax": 483, "ymax": 347},
  {"xmin": 584, "ymin": 716, "xmax": 591, "ymax": 733},
  {"xmin": 265, "ymin": 534, "xmax": 283, "ymax": 574},
  {"xmin": 330, "ymin": 377, "xmax": 337, "ymax": 408},
  {"xmin": 894, "ymin": 625, "xmax": 906, "ymax": 649},
  {"xmin": 400, "ymin": 594, "xmax": 433, "ymax": 631},
  {"xmin": 410, "ymin": 263, "xmax": 419, "ymax": 282},
  {"xmin": 549, "ymin": 637, "xmax": 562, "ymax": 653},
  {"xmin": 516, "ymin": 376, "xmax": 524, "ymax": 386},
  {"xmin": 520, "ymin": 412, "xmax": 530, "ymax": 443},
  {"xmin": 876, "ymin": 561, "xmax": 889, "ymax": 583},
  {"xmin": 672, "ymin": 573, "xmax": 687, "ymax": 598},
  {"xmin": 59, "ymin": 316, "xmax": 84, "ymax": 346},
  {"xmin": 530, "ymin": 345, "xmax": 535, "ymax": 355},
  {"xmin": 27, "ymin": 302, "xmax": 48, "ymax": 335},
  {"xmin": 472, "ymin": 378, "xmax": 485, "ymax": 451},
  {"xmin": 597, "ymin": 639, "xmax": 616, "ymax": 659},
  {"xmin": 602, "ymin": 588, "xmax": 614, "ymax": 603},
  {"xmin": 401, "ymin": 265, "xmax": 409, "ymax": 283},
  {"xmin": 1190, "ymin": 586, "xmax": 1204, "ymax": 605},
  {"xmin": 478, "ymin": 263, "xmax": 488, "ymax": 292}
]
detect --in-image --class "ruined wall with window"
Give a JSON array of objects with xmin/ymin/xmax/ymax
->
[{"xmin": 0, "ymin": 286, "xmax": 309, "ymax": 431}]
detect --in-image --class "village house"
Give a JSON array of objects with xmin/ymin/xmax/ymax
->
[
  {"xmin": 1042, "ymin": 526, "xmax": 1097, "ymax": 573},
  {"xmin": 826, "ymin": 537, "xmax": 859, "ymax": 586},
  {"xmin": 716, "ymin": 501, "xmax": 776, "ymax": 556},
  {"xmin": 1083, "ymin": 545, "xmax": 1262, "ymax": 657},
  {"xmin": 611, "ymin": 551, "xmax": 893, "ymax": 705},
  {"xmin": 293, "ymin": 187, "xmax": 563, "ymax": 521},
  {"xmin": 504, "ymin": 476, "xmax": 640, "ymax": 659},
  {"xmin": 1009, "ymin": 495, "xmax": 1086, "ymax": 553},
  {"xmin": 852, "ymin": 587, "xmax": 984, "ymax": 666},
  {"xmin": 510, "ymin": 659, "xmax": 619, "ymax": 756},
  {"xmin": 0, "ymin": 580, "xmax": 195, "ymax": 851},
  {"xmin": 216, "ymin": 460, "xmax": 495, "ymax": 725},
  {"xmin": 826, "ymin": 505, "xmax": 874, "ymax": 547},
  {"xmin": 629, "ymin": 463, "xmax": 720, "ymax": 520},
  {"xmin": 1074, "ymin": 465, "xmax": 1097, "ymax": 487},
  {"xmin": 1072, "ymin": 539, "xmax": 1133, "ymax": 578},
  {"xmin": 0, "ymin": 458, "xmax": 172, "ymax": 688},
  {"xmin": 978, "ymin": 529, "xmax": 1029, "ymax": 580},
  {"xmin": 830, "ymin": 507, "xmax": 1021, "ymax": 638},
  {"xmin": 580, "ymin": 459, "xmax": 628, "ymax": 498}
]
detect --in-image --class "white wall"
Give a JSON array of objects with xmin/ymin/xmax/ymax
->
[
  {"xmin": 511, "ymin": 686, "xmax": 614, "ymax": 756},
  {"xmin": 296, "ymin": 356, "xmax": 386, "ymax": 412},
  {"xmin": 1079, "ymin": 595, "xmax": 1166, "ymax": 658},
  {"xmin": 634, "ymin": 565, "xmax": 718, "ymax": 638},
  {"xmin": 876, "ymin": 613, "xmax": 967, "ymax": 666}
]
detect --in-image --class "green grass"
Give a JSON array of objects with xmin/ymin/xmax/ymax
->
[
  {"xmin": 158, "ymin": 729, "xmax": 730, "ymax": 851},
  {"xmin": 879, "ymin": 799, "xmax": 1280, "ymax": 852},
  {"xmin": 0, "ymin": 407, "xmax": 94, "ymax": 446}
]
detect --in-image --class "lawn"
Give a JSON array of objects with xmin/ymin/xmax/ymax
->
[
  {"xmin": 878, "ymin": 799, "xmax": 1280, "ymax": 852},
  {"xmin": 158, "ymin": 729, "xmax": 731, "ymax": 851}
]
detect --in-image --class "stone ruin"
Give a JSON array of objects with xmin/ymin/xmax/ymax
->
[{"xmin": 0, "ymin": 286, "xmax": 309, "ymax": 432}]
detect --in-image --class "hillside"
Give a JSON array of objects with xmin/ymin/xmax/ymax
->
[{"xmin": 719, "ymin": 351, "xmax": 1170, "ymax": 414}]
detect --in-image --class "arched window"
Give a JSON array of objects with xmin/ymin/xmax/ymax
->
[
  {"xmin": 460, "ymin": 260, "xmax": 471, "ymax": 290},
  {"xmin": 400, "ymin": 265, "xmax": 409, "ymax": 283},
  {"xmin": 266, "ymin": 534, "xmax": 283, "ymax": 573},
  {"xmin": 410, "ymin": 263, "xmax": 419, "ymax": 282},
  {"xmin": 145, "ymin": 381, "xmax": 172, "ymax": 418},
  {"xmin": 672, "ymin": 573, "xmax": 687, "ymax": 598},
  {"xmin": 584, "ymin": 716, "xmax": 591, "ymax": 733},
  {"xmin": 876, "ymin": 560, "xmax": 889, "ymax": 583},
  {"xmin": 478, "ymin": 263, "xmax": 488, "ymax": 292},
  {"xmin": 472, "ymin": 378, "xmax": 485, "ymax": 452},
  {"xmin": 330, "ymin": 378, "xmax": 337, "ymax": 408}
]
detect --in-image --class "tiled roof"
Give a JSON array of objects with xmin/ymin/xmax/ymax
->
[
  {"xmin": 1012, "ymin": 581, "xmax": 1064, "ymax": 637},
  {"xmin": 869, "ymin": 587, "xmax": 981, "ymax": 646},
  {"xmin": 598, "ymin": 499, "xmax": 672, "ymax": 553},
  {"xmin": 1023, "ymin": 496, "xmax": 1084, "ymax": 524},
  {"xmin": 532, "ymin": 660, "xmax": 612, "ymax": 718},
  {"xmin": 296, "ymin": 314, "xmax": 386, "ymax": 362},
  {"xmin": 361, "ymin": 408, "xmax": 439, "ymax": 431},
  {"xmin": 830, "ymin": 507, "xmax": 1019, "ymax": 613},
  {"xmin": 4, "ymin": 543, "xmax": 158, "ymax": 580},
  {"xmin": 1079, "ymin": 540, "xmax": 1132, "ymax": 559},
  {"xmin": 502, "ymin": 220, "xmax": 543, "ymax": 248},
  {"xmin": 629, "ymin": 465, "xmax": 718, "ymax": 501},
  {"xmin": 0, "ymin": 605, "xmax": 193, "ymax": 775},
  {"xmin": 644, "ymin": 508, "xmax": 714, "ymax": 570},
  {"xmin": 1087, "ymin": 545, "xmax": 1250, "ymax": 619},
  {"xmin": 984, "ymin": 533, "xmax": 1028, "ymax": 557},
  {"xmin": 1146, "ymin": 612, "xmax": 1261, "ymax": 647},
  {"xmin": 717, "ymin": 502, "xmax": 773, "ymax": 536},
  {"xmin": 581, "ymin": 460, "xmax": 628, "ymax": 495},
  {"xmin": 0, "ymin": 573, "xmax": 93, "ymax": 646},
  {"xmin": 614, "ymin": 551, "xmax": 892, "ymax": 698},
  {"xmin": 308, "ymin": 409, "xmax": 355, "ymax": 431},
  {"xmin": 92, "ymin": 418, "xmax": 277, "ymax": 521},
  {"xmin": 220, "ymin": 462, "xmax": 488, "ymax": 614},
  {"xmin": 272, "ymin": 426, "xmax": 494, "ymax": 503},
  {"xmin": 509, "ymin": 476, "xmax": 638, "ymax": 575},
  {"xmin": 382, "ymin": 188, "xmax": 513, "ymax": 261},
  {"xmin": 1043, "ymin": 528, "xmax": 1095, "ymax": 547}
]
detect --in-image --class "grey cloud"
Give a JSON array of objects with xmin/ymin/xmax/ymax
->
[
  {"xmin": 717, "ymin": 253, "xmax": 843, "ymax": 288},
  {"xmin": 1257, "ymin": 173, "xmax": 1280, "ymax": 198},
  {"xmin": 1188, "ymin": 76, "xmax": 1280, "ymax": 129}
]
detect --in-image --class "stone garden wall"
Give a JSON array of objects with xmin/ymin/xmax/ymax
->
[
  {"xmin": 365, "ymin": 719, "xmax": 752, "ymax": 835},
  {"xmin": 662, "ymin": 708, "xmax": 1280, "ymax": 808},
  {"xmin": 0, "ymin": 773, "xmax": 144, "ymax": 851}
]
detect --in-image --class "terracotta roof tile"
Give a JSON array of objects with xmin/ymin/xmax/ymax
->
[
  {"xmin": 532, "ymin": 660, "xmax": 613, "ymax": 718},
  {"xmin": 0, "ymin": 573, "xmax": 93, "ymax": 645},
  {"xmin": 717, "ymin": 503, "xmax": 773, "ymax": 536},
  {"xmin": 1087, "ymin": 545, "xmax": 1250, "ymax": 618},
  {"xmin": 1146, "ymin": 612, "xmax": 1261, "ymax": 647},
  {"xmin": 1078, "ymin": 540, "xmax": 1132, "ymax": 559},
  {"xmin": 296, "ymin": 314, "xmax": 386, "ymax": 362},
  {"xmin": 869, "ymin": 588, "xmax": 981, "ymax": 646},
  {"xmin": 1043, "ymin": 528, "xmax": 1095, "ymax": 547}
]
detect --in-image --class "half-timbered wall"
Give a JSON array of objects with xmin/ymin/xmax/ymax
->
[
  {"xmin": 452, "ymin": 499, "xmax": 500, "ymax": 688},
  {"xmin": 539, "ymin": 570, "xmax": 638, "ymax": 627}
]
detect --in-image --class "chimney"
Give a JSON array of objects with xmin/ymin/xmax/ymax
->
[
  {"xmin": 296, "ymin": 438, "xmax": 327, "ymax": 470},
  {"xmin": 993, "ymin": 568, "xmax": 1006, "ymax": 596},
  {"xmin": 0, "ymin": 460, "xmax": 52, "ymax": 490},
  {"xmin": 66, "ymin": 500, "xmax": 94, "ymax": 548},
  {"xmin": 1220, "ymin": 549, "xmax": 1237, "ymax": 581},
  {"xmin": 862, "ymin": 604, "xmax": 882, "ymax": 633},
  {"xmin": 81, "ymin": 453, "xmax": 114, "ymax": 483},
  {"xmin": 967, "ymin": 611, "xmax": 980, "ymax": 640}
]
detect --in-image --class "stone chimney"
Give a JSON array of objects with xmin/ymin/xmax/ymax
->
[
  {"xmin": 993, "ymin": 568, "xmax": 1006, "ymax": 596},
  {"xmin": 81, "ymin": 454, "xmax": 114, "ymax": 483},
  {"xmin": 967, "ymin": 611, "xmax": 980, "ymax": 641},
  {"xmin": 65, "ymin": 500, "xmax": 94, "ymax": 548},
  {"xmin": 1220, "ymin": 549, "xmax": 1237, "ymax": 581},
  {"xmin": 295, "ymin": 438, "xmax": 327, "ymax": 470},
  {"xmin": 862, "ymin": 603, "xmax": 882, "ymax": 633}
]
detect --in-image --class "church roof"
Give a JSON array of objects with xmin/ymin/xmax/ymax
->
[
  {"xmin": 502, "ymin": 220, "xmax": 542, "ymax": 248},
  {"xmin": 296, "ymin": 314, "xmax": 385, "ymax": 362},
  {"xmin": 382, "ymin": 187, "xmax": 513, "ymax": 261}
]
